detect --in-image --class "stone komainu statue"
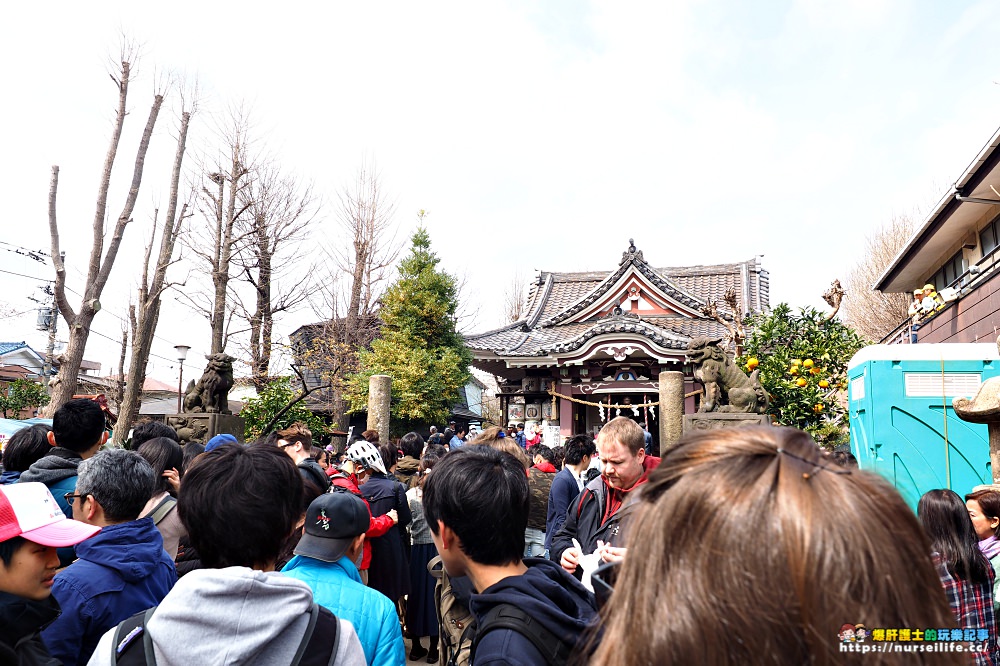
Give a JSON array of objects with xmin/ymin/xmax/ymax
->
[
  {"xmin": 686, "ymin": 337, "xmax": 769, "ymax": 414},
  {"xmin": 183, "ymin": 353, "xmax": 236, "ymax": 414}
]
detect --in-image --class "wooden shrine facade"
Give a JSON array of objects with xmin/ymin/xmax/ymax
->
[{"xmin": 465, "ymin": 241, "xmax": 769, "ymax": 449}]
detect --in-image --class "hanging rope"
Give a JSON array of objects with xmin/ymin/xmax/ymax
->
[{"xmin": 546, "ymin": 386, "xmax": 704, "ymax": 408}]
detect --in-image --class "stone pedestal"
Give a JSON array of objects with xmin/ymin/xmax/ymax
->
[
  {"xmin": 683, "ymin": 413, "xmax": 773, "ymax": 434},
  {"xmin": 368, "ymin": 374, "xmax": 391, "ymax": 445},
  {"xmin": 659, "ymin": 371, "xmax": 684, "ymax": 454},
  {"xmin": 166, "ymin": 412, "xmax": 245, "ymax": 445}
]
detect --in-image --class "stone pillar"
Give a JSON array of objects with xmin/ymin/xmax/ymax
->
[
  {"xmin": 659, "ymin": 371, "xmax": 684, "ymax": 454},
  {"xmin": 367, "ymin": 374, "xmax": 391, "ymax": 446}
]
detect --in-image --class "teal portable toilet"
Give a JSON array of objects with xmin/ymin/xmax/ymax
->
[{"xmin": 848, "ymin": 343, "xmax": 999, "ymax": 509}]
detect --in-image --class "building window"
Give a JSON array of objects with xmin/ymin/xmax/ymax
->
[
  {"xmin": 982, "ymin": 214, "xmax": 1000, "ymax": 258},
  {"xmin": 929, "ymin": 250, "xmax": 967, "ymax": 291}
]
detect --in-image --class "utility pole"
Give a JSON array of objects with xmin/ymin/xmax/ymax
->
[{"xmin": 34, "ymin": 282, "xmax": 59, "ymax": 395}]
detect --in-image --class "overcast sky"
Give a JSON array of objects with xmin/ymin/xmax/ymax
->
[{"xmin": 3, "ymin": 1, "xmax": 1000, "ymax": 384}]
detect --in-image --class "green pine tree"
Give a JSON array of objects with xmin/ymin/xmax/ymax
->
[{"xmin": 346, "ymin": 226, "xmax": 472, "ymax": 428}]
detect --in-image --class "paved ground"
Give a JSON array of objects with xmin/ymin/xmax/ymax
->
[{"xmin": 404, "ymin": 637, "xmax": 439, "ymax": 665}]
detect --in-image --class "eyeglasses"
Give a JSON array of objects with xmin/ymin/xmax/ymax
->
[{"xmin": 63, "ymin": 492, "xmax": 89, "ymax": 507}]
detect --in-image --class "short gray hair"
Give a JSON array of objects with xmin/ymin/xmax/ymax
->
[{"xmin": 76, "ymin": 448, "xmax": 156, "ymax": 522}]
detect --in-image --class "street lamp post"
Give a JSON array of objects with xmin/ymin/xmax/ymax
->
[{"xmin": 174, "ymin": 345, "xmax": 191, "ymax": 414}]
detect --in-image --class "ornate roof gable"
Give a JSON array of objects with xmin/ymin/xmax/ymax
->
[{"xmin": 539, "ymin": 240, "xmax": 706, "ymax": 326}]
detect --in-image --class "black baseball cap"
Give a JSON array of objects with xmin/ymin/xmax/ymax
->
[{"xmin": 294, "ymin": 492, "xmax": 371, "ymax": 563}]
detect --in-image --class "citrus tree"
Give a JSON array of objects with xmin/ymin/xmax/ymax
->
[
  {"xmin": 240, "ymin": 377, "xmax": 328, "ymax": 441},
  {"xmin": 0, "ymin": 379, "xmax": 50, "ymax": 418},
  {"xmin": 738, "ymin": 304, "xmax": 865, "ymax": 448}
]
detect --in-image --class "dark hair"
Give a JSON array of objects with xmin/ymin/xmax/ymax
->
[
  {"xmin": 966, "ymin": 489, "xmax": 1000, "ymax": 539},
  {"xmin": 254, "ymin": 432, "xmax": 281, "ymax": 448},
  {"xmin": 423, "ymin": 446, "xmax": 528, "ymax": 566},
  {"xmin": 919, "ymin": 489, "xmax": 992, "ymax": 584},
  {"xmin": 423, "ymin": 443, "xmax": 447, "ymax": 460},
  {"xmin": 182, "ymin": 442, "xmax": 205, "ymax": 471},
  {"xmin": 399, "ymin": 432, "xmax": 425, "ymax": 459},
  {"xmin": 52, "ymin": 398, "xmax": 106, "ymax": 453},
  {"xmin": 379, "ymin": 443, "xmax": 398, "ymax": 473},
  {"xmin": 564, "ymin": 434, "xmax": 596, "ymax": 466},
  {"xmin": 829, "ymin": 449, "xmax": 858, "ymax": 469},
  {"xmin": 550, "ymin": 445, "xmax": 565, "ymax": 471},
  {"xmin": 276, "ymin": 422, "xmax": 312, "ymax": 449},
  {"xmin": 418, "ymin": 450, "xmax": 442, "ymax": 488},
  {"xmin": 591, "ymin": 426, "xmax": 957, "ymax": 666},
  {"xmin": 361, "ymin": 429, "xmax": 379, "ymax": 444},
  {"xmin": 131, "ymin": 420, "xmax": 179, "ymax": 449},
  {"xmin": 533, "ymin": 445, "xmax": 556, "ymax": 465},
  {"xmin": 76, "ymin": 449, "xmax": 156, "ymax": 522},
  {"xmin": 178, "ymin": 444, "xmax": 302, "ymax": 569},
  {"xmin": 0, "ymin": 536, "xmax": 27, "ymax": 567},
  {"xmin": 136, "ymin": 437, "xmax": 184, "ymax": 496},
  {"xmin": 310, "ymin": 447, "xmax": 328, "ymax": 465},
  {"xmin": 442, "ymin": 428, "xmax": 454, "ymax": 442},
  {"xmin": 2, "ymin": 424, "xmax": 52, "ymax": 473}
]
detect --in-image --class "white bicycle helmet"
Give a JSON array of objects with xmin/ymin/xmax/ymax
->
[{"xmin": 346, "ymin": 440, "xmax": 387, "ymax": 475}]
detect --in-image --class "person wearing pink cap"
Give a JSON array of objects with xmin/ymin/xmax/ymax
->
[{"xmin": 0, "ymin": 481, "xmax": 100, "ymax": 665}]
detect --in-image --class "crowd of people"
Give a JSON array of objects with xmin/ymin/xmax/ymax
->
[{"xmin": 2, "ymin": 399, "xmax": 1000, "ymax": 664}]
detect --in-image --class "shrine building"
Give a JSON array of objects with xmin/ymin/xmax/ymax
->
[{"xmin": 465, "ymin": 241, "xmax": 769, "ymax": 451}]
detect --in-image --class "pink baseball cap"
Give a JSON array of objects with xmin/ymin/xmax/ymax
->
[{"xmin": 0, "ymin": 482, "xmax": 100, "ymax": 547}]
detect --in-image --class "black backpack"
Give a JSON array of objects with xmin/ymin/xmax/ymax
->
[
  {"xmin": 468, "ymin": 604, "xmax": 573, "ymax": 666},
  {"xmin": 111, "ymin": 602, "xmax": 341, "ymax": 666}
]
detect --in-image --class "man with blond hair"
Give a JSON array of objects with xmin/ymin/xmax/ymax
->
[{"xmin": 550, "ymin": 417, "xmax": 660, "ymax": 579}]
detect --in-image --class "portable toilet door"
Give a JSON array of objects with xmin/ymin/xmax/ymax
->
[{"xmin": 848, "ymin": 343, "xmax": 998, "ymax": 509}]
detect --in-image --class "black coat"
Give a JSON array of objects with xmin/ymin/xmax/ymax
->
[
  {"xmin": 0, "ymin": 592, "xmax": 61, "ymax": 666},
  {"xmin": 361, "ymin": 473, "xmax": 413, "ymax": 601}
]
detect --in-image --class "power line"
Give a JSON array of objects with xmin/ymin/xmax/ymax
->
[{"xmin": 0, "ymin": 267, "xmax": 52, "ymax": 282}]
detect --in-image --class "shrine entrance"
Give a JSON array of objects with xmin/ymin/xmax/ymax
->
[{"xmin": 579, "ymin": 393, "xmax": 660, "ymax": 452}]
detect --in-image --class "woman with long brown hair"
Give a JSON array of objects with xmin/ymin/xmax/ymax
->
[{"xmin": 590, "ymin": 426, "xmax": 962, "ymax": 665}]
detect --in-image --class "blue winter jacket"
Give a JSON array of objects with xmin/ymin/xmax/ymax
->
[
  {"xmin": 545, "ymin": 467, "xmax": 581, "ymax": 552},
  {"xmin": 41, "ymin": 517, "xmax": 177, "ymax": 666},
  {"xmin": 469, "ymin": 558, "xmax": 598, "ymax": 666},
  {"xmin": 282, "ymin": 554, "xmax": 405, "ymax": 666}
]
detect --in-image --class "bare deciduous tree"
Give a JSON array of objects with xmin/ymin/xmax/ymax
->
[
  {"xmin": 843, "ymin": 214, "xmax": 915, "ymax": 342},
  {"xmin": 112, "ymin": 98, "xmax": 196, "ymax": 445},
  {"xmin": 502, "ymin": 270, "xmax": 528, "ymax": 323},
  {"xmin": 303, "ymin": 162, "xmax": 401, "ymax": 429},
  {"xmin": 181, "ymin": 109, "xmax": 255, "ymax": 355},
  {"xmin": 231, "ymin": 165, "xmax": 319, "ymax": 389},
  {"xmin": 330, "ymin": 162, "xmax": 400, "ymax": 337},
  {"xmin": 45, "ymin": 52, "xmax": 165, "ymax": 415}
]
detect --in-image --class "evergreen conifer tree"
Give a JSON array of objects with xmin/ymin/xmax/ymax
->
[{"xmin": 346, "ymin": 226, "xmax": 471, "ymax": 427}]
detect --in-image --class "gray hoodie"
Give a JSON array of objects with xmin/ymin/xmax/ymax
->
[{"xmin": 86, "ymin": 566, "xmax": 365, "ymax": 666}]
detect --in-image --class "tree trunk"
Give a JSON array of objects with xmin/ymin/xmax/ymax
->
[
  {"xmin": 112, "ymin": 109, "xmax": 192, "ymax": 446},
  {"xmin": 43, "ymin": 63, "xmax": 163, "ymax": 417}
]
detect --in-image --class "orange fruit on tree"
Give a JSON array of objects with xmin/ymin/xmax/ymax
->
[
  {"xmin": 746, "ymin": 357, "xmax": 759, "ymax": 371},
  {"xmin": 796, "ymin": 378, "xmax": 807, "ymax": 387},
  {"xmin": 809, "ymin": 367, "xmax": 821, "ymax": 375},
  {"xmin": 789, "ymin": 366, "xmax": 799, "ymax": 376},
  {"xmin": 813, "ymin": 403, "xmax": 824, "ymax": 413},
  {"xmin": 818, "ymin": 380, "xmax": 830, "ymax": 388},
  {"xmin": 803, "ymin": 359, "xmax": 814, "ymax": 368}
]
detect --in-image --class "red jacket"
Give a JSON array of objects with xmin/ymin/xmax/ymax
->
[{"xmin": 329, "ymin": 473, "xmax": 394, "ymax": 570}]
